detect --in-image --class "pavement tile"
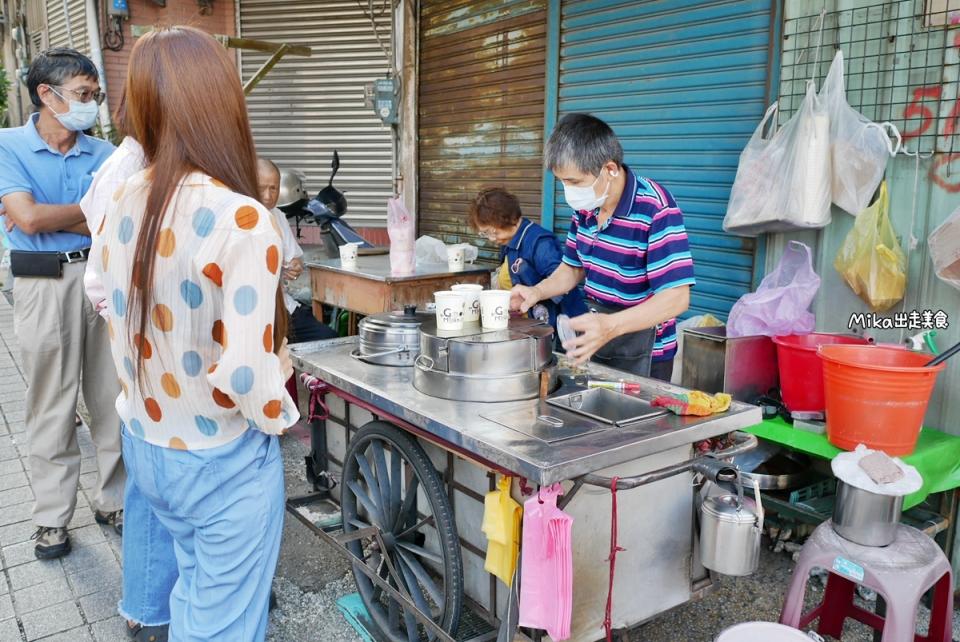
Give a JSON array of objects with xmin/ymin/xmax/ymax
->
[
  {"xmin": 66, "ymin": 562, "xmax": 120, "ymax": 599},
  {"xmin": 67, "ymin": 508, "xmax": 95, "ymax": 530},
  {"xmin": 78, "ymin": 459, "xmax": 97, "ymax": 476},
  {"xmin": 0, "ymin": 402, "xmax": 24, "ymax": 416},
  {"xmin": 89, "ymin": 616, "xmax": 126, "ymax": 642},
  {"xmin": 60, "ymin": 543, "xmax": 115, "ymax": 577},
  {"xmin": 77, "ymin": 474, "xmax": 98, "ymax": 493},
  {"xmin": 34, "ymin": 628, "xmax": 93, "ymax": 642},
  {"xmin": 20, "ymin": 601, "xmax": 82, "ymax": 640},
  {"xmin": 67, "ymin": 525, "xmax": 104, "ymax": 550},
  {"xmin": 0, "ymin": 619, "xmax": 22, "ymax": 641},
  {"xmin": 0, "ymin": 521, "xmax": 36, "ymax": 547},
  {"xmin": 12, "ymin": 577, "xmax": 73, "ymax": 614},
  {"xmin": 8, "ymin": 560, "xmax": 66, "ymax": 592},
  {"xmin": 0, "ymin": 470, "xmax": 27, "ymax": 494},
  {"xmin": 2, "ymin": 540, "xmax": 37, "ymax": 568},
  {"xmin": 0, "ymin": 447, "xmax": 18, "ymax": 462},
  {"xmin": 0, "ymin": 460, "xmax": 23, "ymax": 478},
  {"xmin": 0, "ymin": 593, "xmax": 12, "ymax": 621},
  {"xmin": 0, "ymin": 502, "xmax": 32, "ymax": 527},
  {"xmin": 78, "ymin": 587, "xmax": 120, "ymax": 623},
  {"xmin": 0, "ymin": 486, "xmax": 33, "ymax": 508},
  {"xmin": 3, "ymin": 413, "xmax": 25, "ymax": 426}
]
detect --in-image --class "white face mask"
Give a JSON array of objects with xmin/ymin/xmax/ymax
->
[
  {"xmin": 47, "ymin": 89, "xmax": 99, "ymax": 132},
  {"xmin": 563, "ymin": 170, "xmax": 610, "ymax": 212}
]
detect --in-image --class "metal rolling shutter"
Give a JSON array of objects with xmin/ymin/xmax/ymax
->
[
  {"xmin": 552, "ymin": 0, "xmax": 776, "ymax": 318},
  {"xmin": 239, "ymin": 0, "xmax": 394, "ymax": 226},
  {"xmin": 45, "ymin": 0, "xmax": 90, "ymax": 55},
  {"xmin": 418, "ymin": 0, "xmax": 548, "ymax": 261}
]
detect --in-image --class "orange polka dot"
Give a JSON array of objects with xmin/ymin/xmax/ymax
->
[
  {"xmin": 212, "ymin": 388, "xmax": 236, "ymax": 409},
  {"xmin": 266, "ymin": 245, "xmax": 280, "ymax": 274},
  {"xmin": 212, "ymin": 320, "xmax": 227, "ymax": 347},
  {"xmin": 210, "ymin": 178, "xmax": 226, "ymax": 188},
  {"xmin": 161, "ymin": 373, "xmax": 181, "ymax": 398},
  {"xmin": 169, "ymin": 437, "xmax": 188, "ymax": 450},
  {"xmin": 235, "ymin": 206, "xmax": 259, "ymax": 230},
  {"xmin": 112, "ymin": 186, "xmax": 125, "ymax": 202},
  {"xmin": 152, "ymin": 304, "xmax": 174, "ymax": 332},
  {"xmin": 263, "ymin": 400, "xmax": 283, "ymax": 419},
  {"xmin": 96, "ymin": 216, "xmax": 106, "ymax": 236},
  {"xmin": 107, "ymin": 319, "xmax": 115, "ymax": 340},
  {"xmin": 202, "ymin": 263, "xmax": 223, "ymax": 287},
  {"xmin": 208, "ymin": 363, "xmax": 218, "ymax": 374},
  {"xmin": 263, "ymin": 324, "xmax": 274, "ymax": 353},
  {"xmin": 144, "ymin": 397, "xmax": 162, "ymax": 422},
  {"xmin": 134, "ymin": 334, "xmax": 153, "ymax": 359},
  {"xmin": 119, "ymin": 379, "xmax": 128, "ymax": 398},
  {"xmin": 157, "ymin": 228, "xmax": 176, "ymax": 258},
  {"xmin": 101, "ymin": 245, "xmax": 109, "ymax": 270}
]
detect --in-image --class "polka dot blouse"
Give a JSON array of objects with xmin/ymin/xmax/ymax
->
[{"xmin": 91, "ymin": 170, "xmax": 300, "ymax": 450}]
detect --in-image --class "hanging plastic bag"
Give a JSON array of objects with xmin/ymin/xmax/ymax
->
[
  {"xmin": 723, "ymin": 81, "xmax": 832, "ymax": 237},
  {"xmin": 819, "ymin": 50, "xmax": 900, "ymax": 215},
  {"xmin": 482, "ymin": 476, "xmax": 521, "ymax": 586},
  {"xmin": 387, "ymin": 197, "xmax": 415, "ymax": 275},
  {"xmin": 928, "ymin": 204, "xmax": 960, "ymax": 292},
  {"xmin": 518, "ymin": 484, "xmax": 573, "ymax": 640},
  {"xmin": 727, "ymin": 240, "xmax": 821, "ymax": 337},
  {"xmin": 834, "ymin": 182, "xmax": 907, "ymax": 311}
]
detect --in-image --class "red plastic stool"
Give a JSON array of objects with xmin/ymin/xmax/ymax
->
[{"xmin": 780, "ymin": 521, "xmax": 953, "ymax": 642}]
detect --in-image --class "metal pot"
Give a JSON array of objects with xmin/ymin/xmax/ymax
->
[
  {"xmin": 352, "ymin": 306, "xmax": 429, "ymax": 366},
  {"xmin": 700, "ymin": 477, "xmax": 764, "ymax": 577},
  {"xmin": 832, "ymin": 480, "xmax": 903, "ymax": 546}
]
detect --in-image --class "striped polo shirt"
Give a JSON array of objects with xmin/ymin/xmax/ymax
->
[{"xmin": 562, "ymin": 166, "xmax": 695, "ymax": 361}]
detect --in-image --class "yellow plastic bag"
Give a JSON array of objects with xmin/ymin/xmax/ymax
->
[
  {"xmin": 481, "ymin": 476, "xmax": 521, "ymax": 586},
  {"xmin": 834, "ymin": 181, "xmax": 907, "ymax": 312}
]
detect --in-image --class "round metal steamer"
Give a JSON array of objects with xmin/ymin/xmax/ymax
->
[
  {"xmin": 413, "ymin": 317, "xmax": 556, "ymax": 402},
  {"xmin": 353, "ymin": 306, "xmax": 431, "ymax": 366}
]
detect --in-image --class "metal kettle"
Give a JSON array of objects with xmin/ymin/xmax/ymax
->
[{"xmin": 699, "ymin": 471, "xmax": 764, "ymax": 577}]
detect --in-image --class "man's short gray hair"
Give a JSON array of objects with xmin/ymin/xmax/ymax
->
[{"xmin": 544, "ymin": 113, "xmax": 623, "ymax": 176}]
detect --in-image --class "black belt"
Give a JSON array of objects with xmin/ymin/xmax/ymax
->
[
  {"xmin": 586, "ymin": 298, "xmax": 628, "ymax": 314},
  {"xmin": 9, "ymin": 249, "xmax": 90, "ymax": 278}
]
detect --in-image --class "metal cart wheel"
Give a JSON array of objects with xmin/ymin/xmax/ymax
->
[{"xmin": 341, "ymin": 421, "xmax": 463, "ymax": 641}]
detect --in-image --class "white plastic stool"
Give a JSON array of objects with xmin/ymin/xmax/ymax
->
[{"xmin": 717, "ymin": 622, "xmax": 816, "ymax": 641}]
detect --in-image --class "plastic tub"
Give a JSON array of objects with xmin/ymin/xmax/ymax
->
[
  {"xmin": 716, "ymin": 622, "xmax": 813, "ymax": 641},
  {"xmin": 819, "ymin": 344, "xmax": 945, "ymax": 456},
  {"xmin": 772, "ymin": 333, "xmax": 870, "ymax": 413}
]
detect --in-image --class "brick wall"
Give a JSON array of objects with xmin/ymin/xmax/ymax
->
[{"xmin": 101, "ymin": 0, "xmax": 235, "ymax": 113}]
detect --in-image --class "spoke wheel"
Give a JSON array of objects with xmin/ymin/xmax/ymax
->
[{"xmin": 342, "ymin": 421, "xmax": 463, "ymax": 642}]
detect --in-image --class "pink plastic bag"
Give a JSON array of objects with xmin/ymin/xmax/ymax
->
[
  {"xmin": 387, "ymin": 197, "xmax": 415, "ymax": 275},
  {"xmin": 727, "ymin": 241, "xmax": 821, "ymax": 337},
  {"xmin": 518, "ymin": 484, "xmax": 573, "ymax": 640}
]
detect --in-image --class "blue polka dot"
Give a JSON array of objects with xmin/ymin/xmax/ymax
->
[
  {"xmin": 129, "ymin": 418, "xmax": 145, "ymax": 438},
  {"xmin": 233, "ymin": 286, "xmax": 258, "ymax": 315},
  {"xmin": 182, "ymin": 351, "xmax": 202, "ymax": 377},
  {"xmin": 180, "ymin": 280, "xmax": 203, "ymax": 309},
  {"xmin": 230, "ymin": 366, "xmax": 255, "ymax": 395},
  {"xmin": 118, "ymin": 217, "xmax": 134, "ymax": 244},
  {"xmin": 123, "ymin": 357, "xmax": 135, "ymax": 380},
  {"xmin": 192, "ymin": 207, "xmax": 216, "ymax": 238},
  {"xmin": 112, "ymin": 289, "xmax": 127, "ymax": 317},
  {"xmin": 195, "ymin": 415, "xmax": 219, "ymax": 436}
]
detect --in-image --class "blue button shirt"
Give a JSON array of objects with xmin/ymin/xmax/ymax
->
[{"xmin": 0, "ymin": 113, "xmax": 114, "ymax": 252}]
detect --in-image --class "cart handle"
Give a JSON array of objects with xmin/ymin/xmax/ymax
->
[{"xmin": 577, "ymin": 432, "xmax": 758, "ymax": 492}]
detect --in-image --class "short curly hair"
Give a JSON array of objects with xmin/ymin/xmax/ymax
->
[{"xmin": 468, "ymin": 187, "xmax": 522, "ymax": 230}]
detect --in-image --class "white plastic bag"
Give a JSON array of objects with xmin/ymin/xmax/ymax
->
[
  {"xmin": 820, "ymin": 50, "xmax": 900, "ymax": 216},
  {"xmin": 387, "ymin": 197, "xmax": 415, "ymax": 275},
  {"xmin": 727, "ymin": 241, "xmax": 821, "ymax": 337},
  {"xmin": 724, "ymin": 81, "xmax": 832, "ymax": 236},
  {"xmin": 929, "ymin": 204, "xmax": 960, "ymax": 292},
  {"xmin": 415, "ymin": 236, "xmax": 478, "ymax": 265}
]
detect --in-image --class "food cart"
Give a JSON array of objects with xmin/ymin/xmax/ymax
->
[{"xmin": 288, "ymin": 315, "xmax": 763, "ymax": 642}]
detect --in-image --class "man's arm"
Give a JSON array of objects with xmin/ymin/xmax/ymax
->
[
  {"xmin": 1, "ymin": 192, "xmax": 86, "ymax": 235},
  {"xmin": 62, "ymin": 221, "xmax": 90, "ymax": 236},
  {"xmin": 511, "ymin": 263, "xmax": 584, "ymax": 312}
]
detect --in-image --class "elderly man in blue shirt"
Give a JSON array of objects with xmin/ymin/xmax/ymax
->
[{"xmin": 0, "ymin": 48, "xmax": 123, "ymax": 558}]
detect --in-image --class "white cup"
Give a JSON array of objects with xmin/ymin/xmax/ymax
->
[
  {"xmin": 339, "ymin": 243, "xmax": 359, "ymax": 266},
  {"xmin": 451, "ymin": 284, "xmax": 483, "ymax": 324},
  {"xmin": 479, "ymin": 289, "xmax": 511, "ymax": 330},
  {"xmin": 434, "ymin": 291, "xmax": 465, "ymax": 330},
  {"xmin": 447, "ymin": 245, "xmax": 465, "ymax": 272}
]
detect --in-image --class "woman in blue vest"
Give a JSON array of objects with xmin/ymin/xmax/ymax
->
[{"xmin": 469, "ymin": 188, "xmax": 586, "ymax": 329}]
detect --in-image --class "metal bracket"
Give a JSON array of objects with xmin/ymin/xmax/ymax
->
[{"xmin": 212, "ymin": 36, "xmax": 313, "ymax": 96}]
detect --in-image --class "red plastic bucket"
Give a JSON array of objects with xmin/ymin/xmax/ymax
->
[
  {"xmin": 819, "ymin": 345, "xmax": 945, "ymax": 456},
  {"xmin": 772, "ymin": 333, "xmax": 870, "ymax": 413}
]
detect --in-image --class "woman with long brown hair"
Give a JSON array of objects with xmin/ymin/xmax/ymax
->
[{"xmin": 90, "ymin": 26, "xmax": 298, "ymax": 641}]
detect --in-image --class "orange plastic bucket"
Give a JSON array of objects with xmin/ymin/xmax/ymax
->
[{"xmin": 818, "ymin": 345, "xmax": 945, "ymax": 456}]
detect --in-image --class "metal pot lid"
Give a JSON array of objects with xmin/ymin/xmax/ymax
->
[
  {"xmin": 702, "ymin": 495, "xmax": 757, "ymax": 524},
  {"xmin": 360, "ymin": 305, "xmax": 430, "ymax": 330}
]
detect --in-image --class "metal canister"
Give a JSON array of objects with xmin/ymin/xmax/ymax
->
[
  {"xmin": 700, "ymin": 480, "xmax": 764, "ymax": 577},
  {"xmin": 353, "ymin": 306, "xmax": 428, "ymax": 366},
  {"xmin": 831, "ymin": 480, "xmax": 902, "ymax": 547}
]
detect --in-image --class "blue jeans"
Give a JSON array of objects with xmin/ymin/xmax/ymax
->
[{"xmin": 120, "ymin": 428, "xmax": 285, "ymax": 642}]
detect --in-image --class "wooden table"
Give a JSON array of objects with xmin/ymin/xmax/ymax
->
[{"xmin": 308, "ymin": 255, "xmax": 492, "ymax": 333}]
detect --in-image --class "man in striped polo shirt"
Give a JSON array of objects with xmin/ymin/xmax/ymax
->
[{"xmin": 511, "ymin": 113, "xmax": 695, "ymax": 381}]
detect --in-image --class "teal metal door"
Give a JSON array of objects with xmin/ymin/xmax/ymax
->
[{"xmin": 544, "ymin": 0, "xmax": 780, "ymax": 318}]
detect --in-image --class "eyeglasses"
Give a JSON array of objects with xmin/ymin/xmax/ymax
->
[
  {"xmin": 478, "ymin": 228, "xmax": 499, "ymax": 240},
  {"xmin": 49, "ymin": 85, "xmax": 106, "ymax": 105}
]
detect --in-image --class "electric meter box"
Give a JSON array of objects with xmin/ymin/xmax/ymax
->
[
  {"xmin": 107, "ymin": 0, "xmax": 130, "ymax": 16},
  {"xmin": 365, "ymin": 77, "xmax": 398, "ymax": 126}
]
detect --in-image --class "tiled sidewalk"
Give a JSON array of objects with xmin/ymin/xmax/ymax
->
[{"xmin": 0, "ymin": 298, "xmax": 128, "ymax": 642}]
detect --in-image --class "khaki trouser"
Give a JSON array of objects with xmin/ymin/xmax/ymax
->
[{"xmin": 14, "ymin": 261, "xmax": 124, "ymax": 527}]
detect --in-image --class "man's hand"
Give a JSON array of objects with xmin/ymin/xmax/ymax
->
[
  {"xmin": 283, "ymin": 257, "xmax": 304, "ymax": 281},
  {"xmin": 510, "ymin": 284, "xmax": 542, "ymax": 314},
  {"xmin": 562, "ymin": 312, "xmax": 621, "ymax": 365},
  {"xmin": 278, "ymin": 338, "xmax": 294, "ymax": 381}
]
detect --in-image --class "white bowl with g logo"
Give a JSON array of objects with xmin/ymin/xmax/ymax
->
[
  {"xmin": 479, "ymin": 289, "xmax": 511, "ymax": 329},
  {"xmin": 451, "ymin": 284, "xmax": 483, "ymax": 324},
  {"xmin": 433, "ymin": 291, "xmax": 465, "ymax": 330}
]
